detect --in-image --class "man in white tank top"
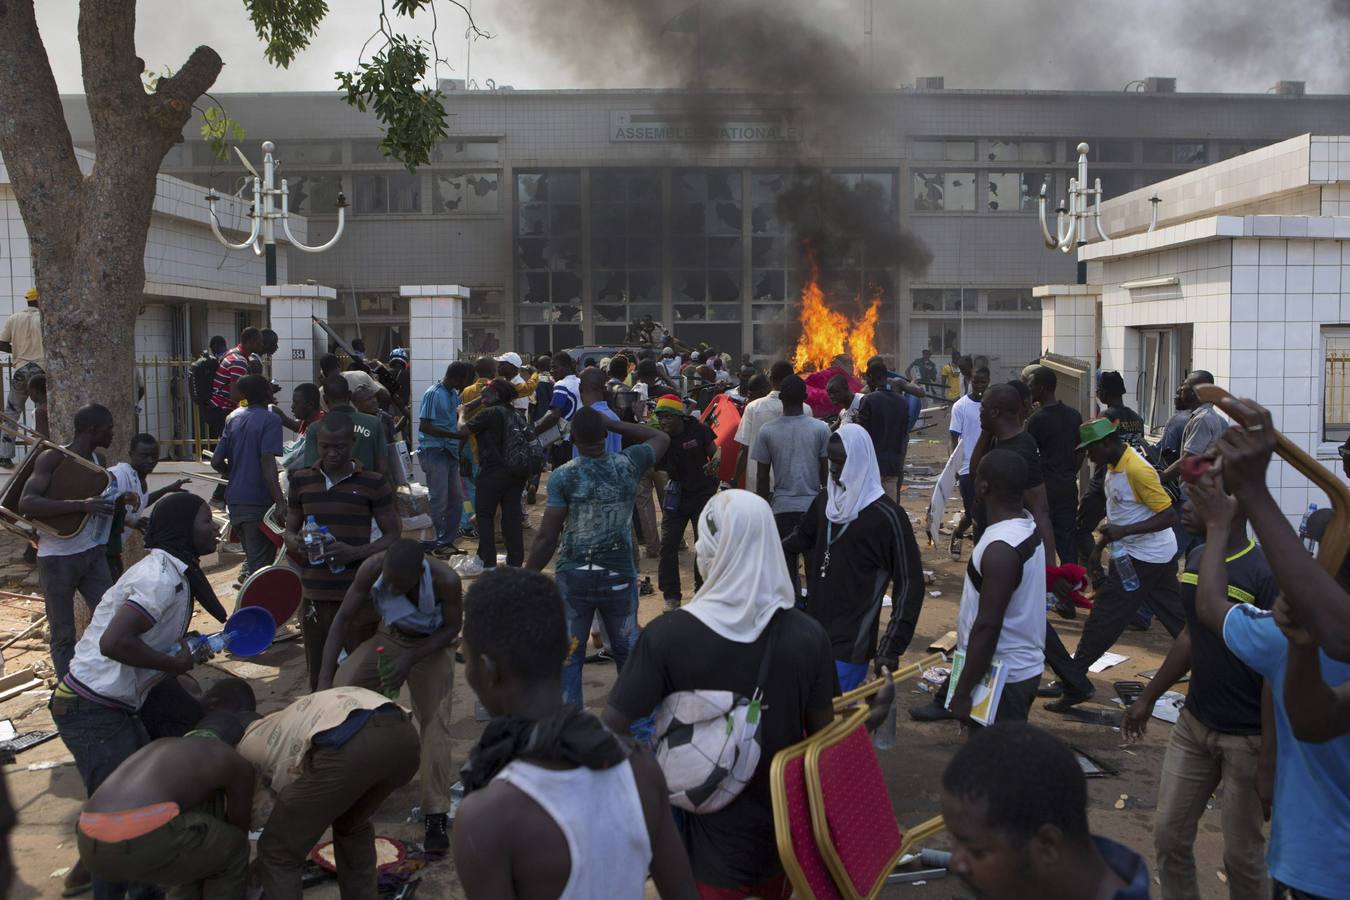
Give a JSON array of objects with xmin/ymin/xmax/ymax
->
[
  {"xmin": 452, "ymin": 568, "xmax": 697, "ymax": 900},
  {"xmin": 947, "ymin": 449, "xmax": 1047, "ymax": 727}
]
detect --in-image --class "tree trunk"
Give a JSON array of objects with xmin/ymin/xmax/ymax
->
[{"xmin": 0, "ymin": 0, "xmax": 221, "ymax": 449}]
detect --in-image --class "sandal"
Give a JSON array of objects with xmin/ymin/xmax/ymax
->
[{"xmin": 949, "ymin": 532, "xmax": 962, "ymax": 560}]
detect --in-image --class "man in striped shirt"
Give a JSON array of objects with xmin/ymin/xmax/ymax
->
[
  {"xmin": 208, "ymin": 328, "xmax": 263, "ymax": 426},
  {"xmin": 284, "ymin": 413, "xmax": 401, "ymax": 690}
]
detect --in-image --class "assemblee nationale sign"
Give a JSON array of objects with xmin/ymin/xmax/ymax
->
[{"xmin": 611, "ymin": 110, "xmax": 799, "ymax": 143}]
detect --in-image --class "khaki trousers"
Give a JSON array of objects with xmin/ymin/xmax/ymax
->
[
  {"xmin": 258, "ymin": 713, "xmax": 420, "ymax": 900},
  {"xmin": 634, "ymin": 469, "xmax": 667, "ymax": 558},
  {"xmin": 1153, "ymin": 708, "xmax": 1268, "ymax": 900},
  {"xmin": 334, "ymin": 626, "xmax": 456, "ymax": 815}
]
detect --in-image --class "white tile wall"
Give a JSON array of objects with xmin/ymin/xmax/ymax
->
[
  {"xmin": 406, "ymin": 292, "xmax": 466, "ymax": 478},
  {"xmin": 1095, "ymin": 226, "xmax": 1350, "ymax": 524},
  {"xmin": 267, "ymin": 292, "xmax": 333, "ymax": 411}
]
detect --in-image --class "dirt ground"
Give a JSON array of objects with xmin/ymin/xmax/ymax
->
[{"xmin": 1, "ymin": 433, "xmax": 1243, "ymax": 899}]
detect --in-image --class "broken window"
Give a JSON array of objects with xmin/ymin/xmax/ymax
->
[
  {"xmin": 434, "ymin": 173, "xmax": 500, "ymax": 213},
  {"xmin": 515, "ymin": 171, "xmax": 582, "ymax": 312},
  {"xmin": 285, "ymin": 174, "xmax": 343, "ymax": 215},
  {"xmin": 672, "ymin": 170, "xmax": 745, "ymax": 321},
  {"xmin": 912, "ymin": 171, "xmax": 976, "ymax": 211},
  {"xmin": 587, "ymin": 169, "xmax": 661, "ymax": 329}
]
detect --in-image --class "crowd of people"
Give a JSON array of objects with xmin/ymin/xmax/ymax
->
[{"xmin": 1, "ymin": 314, "xmax": 1347, "ymax": 900}]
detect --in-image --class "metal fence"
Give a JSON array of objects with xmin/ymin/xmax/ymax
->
[{"xmin": 0, "ymin": 356, "xmax": 272, "ymax": 464}]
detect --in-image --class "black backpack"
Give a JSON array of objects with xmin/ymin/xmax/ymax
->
[
  {"xmin": 502, "ymin": 408, "xmax": 546, "ymax": 478},
  {"xmin": 189, "ymin": 355, "xmax": 219, "ymax": 406}
]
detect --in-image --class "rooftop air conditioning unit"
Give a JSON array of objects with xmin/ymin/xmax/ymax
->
[
  {"xmin": 1144, "ymin": 77, "xmax": 1177, "ymax": 93},
  {"xmin": 438, "ymin": 78, "xmax": 466, "ymax": 92},
  {"xmin": 1273, "ymin": 81, "xmax": 1306, "ymax": 96},
  {"xmin": 915, "ymin": 76, "xmax": 944, "ymax": 91}
]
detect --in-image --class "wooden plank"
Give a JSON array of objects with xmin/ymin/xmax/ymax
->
[
  {"xmin": 0, "ymin": 680, "xmax": 43, "ymax": 703},
  {"xmin": 0, "ymin": 669, "xmax": 36, "ymax": 693},
  {"xmin": 927, "ymin": 631, "xmax": 957, "ymax": 653}
]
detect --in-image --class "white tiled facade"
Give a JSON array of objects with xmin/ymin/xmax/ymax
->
[
  {"xmin": 403, "ymin": 286, "xmax": 467, "ymax": 456},
  {"xmin": 1054, "ymin": 135, "xmax": 1350, "ymax": 521},
  {"xmin": 263, "ymin": 286, "xmax": 334, "ymax": 406}
]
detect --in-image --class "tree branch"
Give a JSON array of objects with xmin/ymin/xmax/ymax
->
[
  {"xmin": 150, "ymin": 46, "xmax": 225, "ymax": 138},
  {"xmin": 79, "ymin": 0, "xmax": 153, "ymax": 154},
  {"xmin": 0, "ymin": 0, "xmax": 83, "ymax": 250}
]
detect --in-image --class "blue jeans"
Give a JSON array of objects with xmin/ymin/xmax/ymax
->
[
  {"xmin": 461, "ymin": 454, "xmax": 479, "ymax": 532},
  {"xmin": 229, "ymin": 502, "xmax": 275, "ymax": 580},
  {"xmin": 835, "ymin": 660, "xmax": 870, "ymax": 692},
  {"xmin": 558, "ymin": 567, "xmax": 639, "ymax": 706},
  {"xmin": 418, "ymin": 445, "xmax": 462, "ymax": 546},
  {"xmin": 51, "ymin": 693, "xmax": 153, "ymax": 900}
]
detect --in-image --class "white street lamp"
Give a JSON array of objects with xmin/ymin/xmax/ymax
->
[{"xmin": 205, "ymin": 141, "xmax": 347, "ymax": 285}]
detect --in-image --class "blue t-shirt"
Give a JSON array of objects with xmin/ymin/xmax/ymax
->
[
  {"xmin": 547, "ymin": 444, "xmax": 655, "ymax": 576},
  {"xmin": 217, "ymin": 406, "xmax": 283, "ymax": 507},
  {"xmin": 418, "ymin": 383, "xmax": 460, "ymax": 452},
  {"xmin": 1223, "ymin": 603, "xmax": 1350, "ymax": 898},
  {"xmin": 572, "ymin": 400, "xmax": 622, "ymax": 459}
]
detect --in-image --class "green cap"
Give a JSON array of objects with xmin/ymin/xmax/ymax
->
[{"xmin": 1076, "ymin": 418, "xmax": 1118, "ymax": 450}]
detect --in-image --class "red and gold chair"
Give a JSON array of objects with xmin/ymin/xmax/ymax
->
[{"xmin": 771, "ymin": 652, "xmax": 946, "ymax": 899}]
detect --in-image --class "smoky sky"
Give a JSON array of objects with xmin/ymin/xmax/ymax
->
[{"xmin": 35, "ymin": 1, "xmax": 1350, "ymax": 97}]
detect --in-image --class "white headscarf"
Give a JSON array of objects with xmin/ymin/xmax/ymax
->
[
  {"xmin": 683, "ymin": 490, "xmax": 795, "ymax": 643},
  {"xmin": 826, "ymin": 423, "xmax": 886, "ymax": 525}
]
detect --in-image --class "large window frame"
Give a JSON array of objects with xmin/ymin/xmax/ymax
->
[{"xmin": 1136, "ymin": 326, "xmax": 1192, "ymax": 434}]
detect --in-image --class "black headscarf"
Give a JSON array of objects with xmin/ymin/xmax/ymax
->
[
  {"xmin": 460, "ymin": 705, "xmax": 630, "ymax": 793},
  {"xmin": 144, "ymin": 492, "xmax": 227, "ymax": 623}
]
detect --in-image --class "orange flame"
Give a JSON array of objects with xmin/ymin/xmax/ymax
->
[{"xmin": 792, "ymin": 252, "xmax": 882, "ymax": 371}]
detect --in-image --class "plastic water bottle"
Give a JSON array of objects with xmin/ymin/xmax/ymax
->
[
  {"xmin": 319, "ymin": 526, "xmax": 345, "ymax": 574},
  {"xmin": 188, "ymin": 632, "xmax": 228, "ymax": 656},
  {"xmin": 302, "ymin": 515, "xmax": 324, "ymax": 565},
  {"xmin": 1110, "ymin": 542, "xmax": 1141, "ymax": 592},
  {"xmin": 375, "ymin": 646, "xmax": 400, "ymax": 699},
  {"xmin": 1298, "ymin": 503, "xmax": 1319, "ymax": 551}
]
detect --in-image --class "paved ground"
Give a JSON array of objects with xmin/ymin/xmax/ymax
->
[{"xmin": 0, "ymin": 434, "xmax": 1243, "ymax": 898}]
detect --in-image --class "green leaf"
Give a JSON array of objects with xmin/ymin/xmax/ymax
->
[
  {"xmin": 241, "ymin": 0, "xmax": 329, "ymax": 69},
  {"xmin": 200, "ymin": 104, "xmax": 246, "ymax": 161},
  {"xmin": 336, "ymin": 35, "xmax": 447, "ymax": 171}
]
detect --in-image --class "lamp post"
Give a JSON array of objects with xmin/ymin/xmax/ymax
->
[
  {"xmin": 204, "ymin": 141, "xmax": 348, "ymax": 285},
  {"xmin": 1039, "ymin": 142, "xmax": 1162, "ymax": 256}
]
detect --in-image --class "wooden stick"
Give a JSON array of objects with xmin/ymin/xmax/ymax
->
[{"xmin": 0, "ymin": 617, "xmax": 46, "ymax": 653}]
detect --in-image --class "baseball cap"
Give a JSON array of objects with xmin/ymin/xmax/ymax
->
[{"xmin": 496, "ymin": 351, "xmax": 523, "ymax": 368}]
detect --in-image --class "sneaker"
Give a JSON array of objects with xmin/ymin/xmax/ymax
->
[
  {"xmin": 663, "ymin": 596, "xmax": 681, "ymax": 612},
  {"xmin": 639, "ymin": 577, "xmax": 654, "ymax": 596},
  {"xmin": 1037, "ymin": 681, "xmax": 1065, "ymax": 698},
  {"xmin": 909, "ymin": 700, "xmax": 955, "ymax": 722},
  {"xmin": 949, "ymin": 533, "xmax": 962, "ymax": 561},
  {"xmin": 1045, "ymin": 687, "xmax": 1096, "ymax": 713},
  {"xmin": 424, "ymin": 813, "xmax": 450, "ymax": 852},
  {"xmin": 62, "ymin": 860, "xmax": 91, "ymax": 897}
]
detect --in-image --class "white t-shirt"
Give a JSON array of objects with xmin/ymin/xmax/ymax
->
[
  {"xmin": 838, "ymin": 393, "xmax": 863, "ymax": 427},
  {"xmin": 949, "ymin": 394, "xmax": 983, "ymax": 476},
  {"xmin": 661, "ymin": 357, "xmax": 682, "ymax": 379},
  {"xmin": 108, "ymin": 462, "xmax": 149, "ymax": 534},
  {"xmin": 64, "ymin": 550, "xmax": 193, "ymax": 709},
  {"xmin": 734, "ymin": 391, "xmax": 783, "ymax": 489},
  {"xmin": 957, "ymin": 513, "xmax": 1047, "ymax": 684}
]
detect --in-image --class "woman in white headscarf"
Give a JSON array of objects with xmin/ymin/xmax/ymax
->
[
  {"xmin": 602, "ymin": 489, "xmax": 837, "ymax": 895},
  {"xmin": 784, "ymin": 423, "xmax": 927, "ymax": 690}
]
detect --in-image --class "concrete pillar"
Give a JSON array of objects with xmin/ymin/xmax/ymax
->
[
  {"xmin": 402, "ymin": 285, "xmax": 467, "ymax": 467},
  {"xmin": 264, "ymin": 284, "xmax": 335, "ymax": 405},
  {"xmin": 1033, "ymin": 283, "xmax": 1101, "ymax": 363}
]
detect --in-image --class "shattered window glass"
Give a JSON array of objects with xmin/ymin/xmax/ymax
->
[
  {"xmin": 912, "ymin": 171, "xmax": 975, "ymax": 211},
  {"xmin": 674, "ymin": 170, "xmax": 744, "ymax": 319},
  {"xmin": 586, "ymin": 170, "xmax": 661, "ymax": 330},
  {"xmin": 516, "ymin": 171, "xmax": 582, "ymax": 318},
  {"xmin": 434, "ymin": 173, "xmax": 500, "ymax": 213}
]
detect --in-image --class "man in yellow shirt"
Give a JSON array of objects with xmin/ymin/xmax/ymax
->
[
  {"xmin": 939, "ymin": 349, "xmax": 967, "ymax": 402},
  {"xmin": 1043, "ymin": 419, "xmax": 1183, "ymax": 710},
  {"xmin": 0, "ymin": 287, "xmax": 45, "ymax": 467}
]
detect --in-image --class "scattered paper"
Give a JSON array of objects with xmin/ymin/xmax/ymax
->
[
  {"xmin": 929, "ymin": 590, "xmax": 942, "ymax": 597},
  {"xmin": 1089, "ymin": 652, "xmax": 1129, "ymax": 673},
  {"xmin": 49, "ymin": 867, "xmax": 71, "ymax": 880},
  {"xmin": 0, "ymin": 721, "xmax": 15, "ymax": 742},
  {"xmin": 1150, "ymin": 691, "xmax": 1186, "ymax": 724},
  {"xmin": 881, "ymin": 594, "xmax": 893, "ymax": 608}
]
